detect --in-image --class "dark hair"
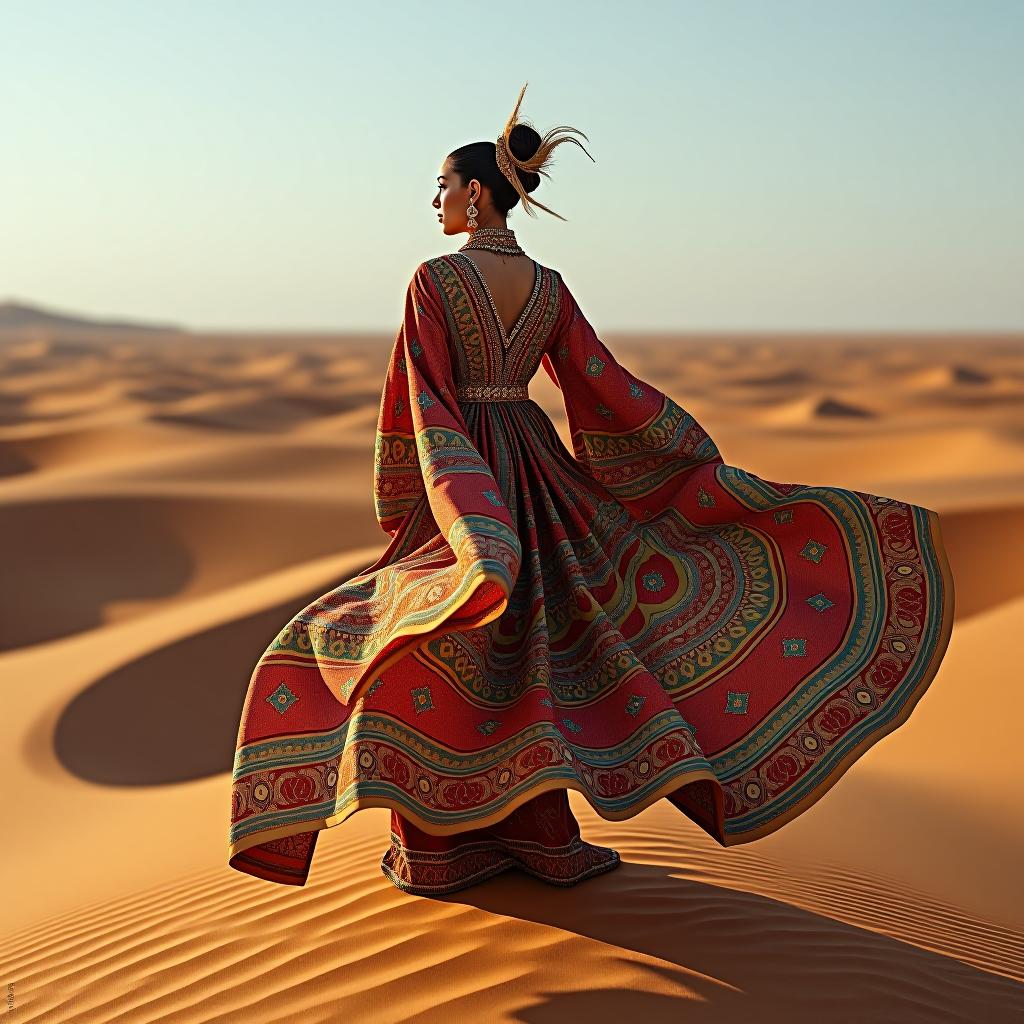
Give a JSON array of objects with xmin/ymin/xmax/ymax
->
[{"xmin": 447, "ymin": 124, "xmax": 542, "ymax": 218}]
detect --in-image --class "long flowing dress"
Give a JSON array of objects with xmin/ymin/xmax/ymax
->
[{"xmin": 228, "ymin": 253, "xmax": 955, "ymax": 894}]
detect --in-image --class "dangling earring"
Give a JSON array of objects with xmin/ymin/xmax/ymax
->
[{"xmin": 466, "ymin": 193, "xmax": 478, "ymax": 230}]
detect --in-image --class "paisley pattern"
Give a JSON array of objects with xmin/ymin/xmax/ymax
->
[{"xmin": 228, "ymin": 254, "xmax": 954, "ymax": 888}]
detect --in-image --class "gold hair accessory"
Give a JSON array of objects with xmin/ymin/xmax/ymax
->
[{"xmin": 495, "ymin": 81, "xmax": 594, "ymax": 221}]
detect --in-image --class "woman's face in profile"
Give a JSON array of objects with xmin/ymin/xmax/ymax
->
[{"xmin": 433, "ymin": 158, "xmax": 480, "ymax": 236}]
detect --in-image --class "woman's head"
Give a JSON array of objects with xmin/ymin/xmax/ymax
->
[
  {"xmin": 433, "ymin": 81, "xmax": 595, "ymax": 236},
  {"xmin": 434, "ymin": 124, "xmax": 542, "ymax": 236}
]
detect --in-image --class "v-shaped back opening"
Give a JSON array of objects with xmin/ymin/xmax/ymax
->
[{"xmin": 457, "ymin": 253, "xmax": 541, "ymax": 346}]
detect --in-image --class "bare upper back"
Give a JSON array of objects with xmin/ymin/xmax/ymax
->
[{"xmin": 459, "ymin": 251, "xmax": 538, "ymax": 338}]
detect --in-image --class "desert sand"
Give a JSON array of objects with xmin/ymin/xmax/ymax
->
[{"xmin": 2, "ymin": 309, "xmax": 1022, "ymax": 1021}]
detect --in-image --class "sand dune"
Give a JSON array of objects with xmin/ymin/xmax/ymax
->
[
  {"xmin": 1, "ymin": 803, "xmax": 1021, "ymax": 1021},
  {"xmin": 3, "ymin": 327, "xmax": 1023, "ymax": 1019}
]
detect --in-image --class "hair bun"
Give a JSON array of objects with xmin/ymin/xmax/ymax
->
[
  {"xmin": 508, "ymin": 124, "xmax": 542, "ymax": 193},
  {"xmin": 494, "ymin": 81, "xmax": 594, "ymax": 221},
  {"xmin": 445, "ymin": 81, "xmax": 593, "ymax": 221}
]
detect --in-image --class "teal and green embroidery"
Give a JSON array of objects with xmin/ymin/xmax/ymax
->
[
  {"xmin": 625, "ymin": 694, "xmax": 646, "ymax": 717},
  {"xmin": 641, "ymin": 571, "xmax": 665, "ymax": 592},
  {"xmin": 725, "ymin": 690, "xmax": 749, "ymax": 714},
  {"xmin": 266, "ymin": 681, "xmax": 299, "ymax": 715},
  {"xmin": 800, "ymin": 539, "xmax": 827, "ymax": 563},
  {"xmin": 411, "ymin": 685, "xmax": 434, "ymax": 713}
]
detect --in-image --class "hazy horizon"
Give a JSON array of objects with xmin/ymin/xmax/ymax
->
[{"xmin": 4, "ymin": 0, "xmax": 1022, "ymax": 333}]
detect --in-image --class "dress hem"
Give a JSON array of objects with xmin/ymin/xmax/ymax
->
[
  {"xmin": 229, "ymin": 509, "xmax": 955, "ymax": 881},
  {"xmin": 228, "ymin": 765, "xmax": 723, "ymax": 882},
  {"xmin": 718, "ymin": 505, "xmax": 955, "ymax": 845},
  {"xmin": 380, "ymin": 828, "xmax": 623, "ymax": 896}
]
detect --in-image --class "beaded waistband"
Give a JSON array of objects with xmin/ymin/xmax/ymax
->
[{"xmin": 455, "ymin": 384, "xmax": 530, "ymax": 402}]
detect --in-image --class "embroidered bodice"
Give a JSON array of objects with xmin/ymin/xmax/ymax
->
[{"xmin": 423, "ymin": 253, "xmax": 562, "ymax": 399}]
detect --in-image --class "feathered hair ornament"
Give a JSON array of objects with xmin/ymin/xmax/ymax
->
[{"xmin": 494, "ymin": 81, "xmax": 595, "ymax": 221}]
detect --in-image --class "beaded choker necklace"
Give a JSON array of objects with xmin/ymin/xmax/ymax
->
[{"xmin": 458, "ymin": 226, "xmax": 525, "ymax": 257}]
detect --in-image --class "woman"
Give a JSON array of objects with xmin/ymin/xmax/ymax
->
[{"xmin": 228, "ymin": 83, "xmax": 954, "ymax": 896}]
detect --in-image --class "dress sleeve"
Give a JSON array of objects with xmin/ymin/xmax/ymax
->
[
  {"xmin": 278, "ymin": 261, "xmax": 524, "ymax": 711},
  {"xmin": 539, "ymin": 274, "xmax": 723, "ymax": 518},
  {"xmin": 373, "ymin": 262, "xmax": 460, "ymax": 538},
  {"xmin": 372, "ymin": 258, "xmax": 522, "ymax": 587}
]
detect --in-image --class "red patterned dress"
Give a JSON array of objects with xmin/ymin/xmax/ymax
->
[{"xmin": 228, "ymin": 253, "xmax": 954, "ymax": 896}]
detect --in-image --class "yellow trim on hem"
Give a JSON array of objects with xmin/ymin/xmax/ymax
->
[
  {"xmin": 230, "ymin": 509, "xmax": 955, "ymax": 864},
  {"xmin": 332, "ymin": 565, "xmax": 510, "ymax": 707},
  {"xmin": 717, "ymin": 506, "xmax": 956, "ymax": 846},
  {"xmin": 228, "ymin": 765, "xmax": 721, "ymax": 862}
]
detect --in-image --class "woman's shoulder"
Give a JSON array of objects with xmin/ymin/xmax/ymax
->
[
  {"xmin": 414, "ymin": 254, "xmax": 567, "ymax": 296},
  {"xmin": 418, "ymin": 253, "xmax": 562, "ymax": 274}
]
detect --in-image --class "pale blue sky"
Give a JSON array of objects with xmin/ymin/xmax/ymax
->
[{"xmin": 2, "ymin": 1, "xmax": 1022, "ymax": 332}]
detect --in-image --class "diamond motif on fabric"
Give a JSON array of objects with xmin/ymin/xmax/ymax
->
[
  {"xmin": 416, "ymin": 303, "xmax": 425, "ymax": 314},
  {"xmin": 367, "ymin": 677, "xmax": 385, "ymax": 696},
  {"xmin": 774, "ymin": 508, "xmax": 793, "ymax": 523},
  {"xmin": 397, "ymin": 356, "xmax": 407, "ymax": 375},
  {"xmin": 641, "ymin": 570, "xmax": 665, "ymax": 592},
  {"xmin": 782, "ymin": 637, "xmax": 807, "ymax": 657},
  {"xmin": 806, "ymin": 592, "xmax": 834, "ymax": 613},
  {"xmin": 540, "ymin": 697, "xmax": 554, "ymax": 707},
  {"xmin": 266, "ymin": 681, "xmax": 299, "ymax": 715},
  {"xmin": 393, "ymin": 396, "xmax": 404, "ymax": 417},
  {"xmin": 625, "ymin": 694, "xmax": 646, "ymax": 717},
  {"xmin": 477, "ymin": 719, "xmax": 501, "ymax": 735},
  {"xmin": 629, "ymin": 380, "xmax": 643, "ymax": 399},
  {"xmin": 585, "ymin": 354, "xmax": 606, "ymax": 376},
  {"xmin": 340, "ymin": 676, "xmax": 357, "ymax": 700},
  {"xmin": 411, "ymin": 686, "xmax": 434, "ymax": 713},
  {"xmin": 697, "ymin": 485, "xmax": 716, "ymax": 508},
  {"xmin": 409, "ymin": 338, "xmax": 423, "ymax": 358},
  {"xmin": 725, "ymin": 690, "xmax": 749, "ymax": 714},
  {"xmin": 557, "ymin": 343, "xmax": 569, "ymax": 361},
  {"xmin": 416, "ymin": 390, "xmax": 435, "ymax": 410},
  {"xmin": 482, "ymin": 489, "xmax": 503, "ymax": 506},
  {"xmin": 596, "ymin": 403, "xmax": 613, "ymax": 419},
  {"xmin": 561, "ymin": 718, "xmax": 582, "ymax": 733},
  {"xmin": 800, "ymin": 538, "xmax": 827, "ymax": 563}
]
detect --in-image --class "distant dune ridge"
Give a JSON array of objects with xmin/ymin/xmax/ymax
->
[
  {"xmin": 2, "ymin": 309, "xmax": 1023, "ymax": 1020},
  {"xmin": 0, "ymin": 299, "xmax": 184, "ymax": 333}
]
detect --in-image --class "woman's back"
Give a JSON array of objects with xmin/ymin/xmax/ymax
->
[{"xmin": 457, "ymin": 251, "xmax": 538, "ymax": 340}]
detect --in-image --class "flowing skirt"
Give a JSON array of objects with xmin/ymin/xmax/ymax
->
[{"xmin": 229, "ymin": 394, "xmax": 952, "ymax": 895}]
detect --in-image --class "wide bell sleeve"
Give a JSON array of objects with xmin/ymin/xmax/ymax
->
[
  {"xmin": 540, "ymin": 275, "xmax": 725, "ymax": 525},
  {"xmin": 372, "ymin": 321, "xmax": 423, "ymax": 539},
  {"xmin": 298, "ymin": 260, "xmax": 522, "ymax": 708}
]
